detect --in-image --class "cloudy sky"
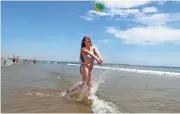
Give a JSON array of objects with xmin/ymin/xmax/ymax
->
[{"xmin": 2, "ymin": 1, "xmax": 180, "ymax": 67}]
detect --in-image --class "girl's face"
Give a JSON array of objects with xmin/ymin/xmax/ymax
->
[{"xmin": 84, "ymin": 38, "xmax": 92, "ymax": 46}]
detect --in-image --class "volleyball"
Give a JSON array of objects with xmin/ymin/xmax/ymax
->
[{"xmin": 94, "ymin": 0, "xmax": 105, "ymax": 12}]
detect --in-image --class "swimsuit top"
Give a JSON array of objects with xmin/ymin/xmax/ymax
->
[
  {"xmin": 83, "ymin": 54, "xmax": 92, "ymax": 61},
  {"xmin": 82, "ymin": 47, "xmax": 94, "ymax": 62}
]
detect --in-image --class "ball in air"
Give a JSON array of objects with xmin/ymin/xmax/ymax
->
[{"xmin": 94, "ymin": 0, "xmax": 105, "ymax": 12}]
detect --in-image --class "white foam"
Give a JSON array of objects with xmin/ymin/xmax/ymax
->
[
  {"xmin": 88, "ymin": 84, "xmax": 120, "ymax": 113},
  {"xmin": 57, "ymin": 76, "xmax": 62, "ymax": 79},
  {"xmin": 66, "ymin": 63, "xmax": 180, "ymax": 113},
  {"xmin": 67, "ymin": 63, "xmax": 80, "ymax": 66},
  {"xmin": 67, "ymin": 63, "xmax": 180, "ymax": 78},
  {"xmin": 63, "ymin": 83, "xmax": 120, "ymax": 113},
  {"xmin": 1, "ymin": 62, "xmax": 13, "ymax": 67},
  {"xmin": 91, "ymin": 95, "xmax": 120, "ymax": 113},
  {"xmin": 26, "ymin": 92, "xmax": 55, "ymax": 97},
  {"xmin": 90, "ymin": 66, "xmax": 121, "ymax": 113},
  {"xmin": 59, "ymin": 91, "xmax": 67, "ymax": 97},
  {"xmin": 65, "ymin": 63, "xmax": 121, "ymax": 113},
  {"xmin": 1, "ymin": 58, "xmax": 14, "ymax": 67}
]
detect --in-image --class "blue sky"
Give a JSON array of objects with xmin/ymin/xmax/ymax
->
[{"xmin": 2, "ymin": 1, "xmax": 180, "ymax": 67}]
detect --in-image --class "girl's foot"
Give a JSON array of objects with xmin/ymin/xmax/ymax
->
[
  {"xmin": 66, "ymin": 90, "xmax": 69, "ymax": 94},
  {"xmin": 88, "ymin": 94, "xmax": 93, "ymax": 100},
  {"xmin": 60, "ymin": 90, "xmax": 69, "ymax": 96},
  {"xmin": 88, "ymin": 90, "xmax": 93, "ymax": 99}
]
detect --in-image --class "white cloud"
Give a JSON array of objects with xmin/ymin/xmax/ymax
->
[
  {"xmin": 110, "ymin": 9, "xmax": 140, "ymax": 18},
  {"xmin": 80, "ymin": 16, "xmax": 94, "ymax": 21},
  {"xmin": 104, "ymin": 0, "xmax": 151, "ymax": 9},
  {"xmin": 88, "ymin": 10, "xmax": 110, "ymax": 16},
  {"xmin": 81, "ymin": 0, "xmax": 180, "ymax": 25},
  {"xmin": 80, "ymin": 10, "xmax": 111, "ymax": 21},
  {"xmin": 81, "ymin": 0, "xmax": 150, "ymax": 20},
  {"xmin": 142, "ymin": 6, "xmax": 158, "ymax": 13},
  {"xmin": 87, "ymin": 9, "xmax": 140, "ymax": 18},
  {"xmin": 106, "ymin": 26, "xmax": 180, "ymax": 45},
  {"xmin": 98, "ymin": 39, "xmax": 109, "ymax": 44},
  {"xmin": 136, "ymin": 13, "xmax": 168, "ymax": 25},
  {"xmin": 135, "ymin": 13, "xmax": 180, "ymax": 25},
  {"xmin": 80, "ymin": 13, "xmax": 95, "ymax": 21},
  {"xmin": 98, "ymin": 0, "xmax": 150, "ymax": 17},
  {"xmin": 84, "ymin": 10, "xmax": 180, "ymax": 26}
]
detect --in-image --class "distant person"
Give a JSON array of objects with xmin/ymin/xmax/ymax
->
[
  {"xmin": 12, "ymin": 55, "xmax": 16, "ymax": 63},
  {"xmin": 34, "ymin": 59, "xmax": 36, "ymax": 64},
  {"xmin": 3, "ymin": 60, "xmax": 6, "ymax": 65}
]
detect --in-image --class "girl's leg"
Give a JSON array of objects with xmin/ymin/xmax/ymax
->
[
  {"xmin": 66, "ymin": 65, "xmax": 87, "ymax": 95},
  {"xmin": 66, "ymin": 83, "xmax": 83, "ymax": 94},
  {"xmin": 87, "ymin": 66, "xmax": 93, "ymax": 94},
  {"xmin": 87, "ymin": 73, "xmax": 92, "ymax": 93},
  {"xmin": 80, "ymin": 65, "xmax": 91, "ymax": 93}
]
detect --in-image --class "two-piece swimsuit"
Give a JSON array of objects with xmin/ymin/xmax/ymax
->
[{"xmin": 80, "ymin": 47, "xmax": 94, "ymax": 71}]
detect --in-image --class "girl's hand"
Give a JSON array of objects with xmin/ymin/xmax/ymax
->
[
  {"xmin": 100, "ymin": 58, "xmax": 103, "ymax": 64},
  {"xmin": 97, "ymin": 58, "xmax": 103, "ymax": 65}
]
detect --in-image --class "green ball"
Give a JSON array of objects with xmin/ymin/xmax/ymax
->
[{"xmin": 95, "ymin": 1, "xmax": 105, "ymax": 12}]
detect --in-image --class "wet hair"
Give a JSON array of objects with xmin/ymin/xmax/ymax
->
[{"xmin": 80, "ymin": 36, "xmax": 92, "ymax": 62}]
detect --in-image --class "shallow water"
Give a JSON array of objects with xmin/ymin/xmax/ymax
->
[{"xmin": 1, "ymin": 62, "xmax": 180, "ymax": 113}]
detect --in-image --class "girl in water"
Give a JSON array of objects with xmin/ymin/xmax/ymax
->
[{"xmin": 66, "ymin": 36, "xmax": 103, "ymax": 98}]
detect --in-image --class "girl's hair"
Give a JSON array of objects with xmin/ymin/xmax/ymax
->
[{"xmin": 80, "ymin": 36, "xmax": 92, "ymax": 62}]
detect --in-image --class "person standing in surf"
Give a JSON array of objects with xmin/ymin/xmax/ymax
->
[
  {"xmin": 79, "ymin": 36, "xmax": 103, "ymax": 96},
  {"xmin": 65, "ymin": 36, "xmax": 103, "ymax": 98},
  {"xmin": 12, "ymin": 55, "xmax": 16, "ymax": 63}
]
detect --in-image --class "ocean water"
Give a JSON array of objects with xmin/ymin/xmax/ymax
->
[{"xmin": 1, "ymin": 60, "xmax": 180, "ymax": 113}]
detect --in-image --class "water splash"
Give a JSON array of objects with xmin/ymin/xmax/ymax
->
[{"xmin": 65, "ymin": 63, "xmax": 121, "ymax": 113}]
